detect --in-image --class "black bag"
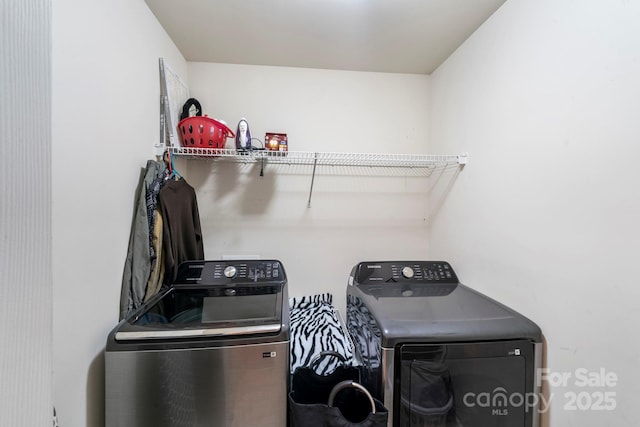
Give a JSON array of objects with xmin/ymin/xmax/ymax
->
[
  {"xmin": 289, "ymin": 351, "xmax": 388, "ymax": 427},
  {"xmin": 291, "ymin": 351, "xmax": 360, "ymax": 404}
]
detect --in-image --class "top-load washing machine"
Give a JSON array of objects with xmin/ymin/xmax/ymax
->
[
  {"xmin": 346, "ymin": 261, "xmax": 543, "ymax": 427},
  {"xmin": 105, "ymin": 259, "xmax": 290, "ymax": 427}
]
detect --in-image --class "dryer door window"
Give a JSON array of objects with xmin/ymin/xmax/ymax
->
[{"xmin": 398, "ymin": 340, "xmax": 535, "ymax": 427}]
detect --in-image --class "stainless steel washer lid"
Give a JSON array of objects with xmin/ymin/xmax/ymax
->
[
  {"xmin": 115, "ymin": 323, "xmax": 283, "ymax": 340},
  {"xmin": 115, "ymin": 283, "xmax": 285, "ymax": 340},
  {"xmin": 348, "ymin": 261, "xmax": 542, "ymax": 347},
  {"xmin": 107, "ymin": 260, "xmax": 290, "ymax": 351}
]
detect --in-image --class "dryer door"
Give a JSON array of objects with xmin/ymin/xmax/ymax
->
[{"xmin": 398, "ymin": 340, "xmax": 537, "ymax": 427}]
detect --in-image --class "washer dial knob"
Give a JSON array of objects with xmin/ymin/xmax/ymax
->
[
  {"xmin": 223, "ymin": 265, "xmax": 237, "ymax": 278},
  {"xmin": 402, "ymin": 266, "xmax": 415, "ymax": 279}
]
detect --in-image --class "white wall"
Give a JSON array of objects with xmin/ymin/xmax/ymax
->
[
  {"xmin": 186, "ymin": 63, "xmax": 432, "ymax": 312},
  {"xmin": 1, "ymin": 0, "xmax": 52, "ymax": 425},
  {"xmin": 428, "ymin": 0, "xmax": 640, "ymax": 425},
  {"xmin": 52, "ymin": 0, "xmax": 187, "ymax": 425}
]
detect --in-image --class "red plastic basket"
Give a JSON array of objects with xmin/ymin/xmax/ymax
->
[{"xmin": 177, "ymin": 115, "xmax": 235, "ymax": 149}]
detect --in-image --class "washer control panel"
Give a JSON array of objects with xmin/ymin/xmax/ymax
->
[
  {"xmin": 353, "ymin": 261, "xmax": 457, "ymax": 284},
  {"xmin": 174, "ymin": 260, "xmax": 285, "ymax": 285}
]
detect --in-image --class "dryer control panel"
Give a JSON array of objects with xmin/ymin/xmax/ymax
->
[
  {"xmin": 174, "ymin": 260, "xmax": 286, "ymax": 285},
  {"xmin": 353, "ymin": 261, "xmax": 458, "ymax": 285}
]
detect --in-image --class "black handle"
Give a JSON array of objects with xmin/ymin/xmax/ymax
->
[
  {"xmin": 180, "ymin": 98, "xmax": 202, "ymax": 120},
  {"xmin": 308, "ymin": 350, "xmax": 347, "ymax": 370},
  {"xmin": 327, "ymin": 380, "xmax": 376, "ymax": 414}
]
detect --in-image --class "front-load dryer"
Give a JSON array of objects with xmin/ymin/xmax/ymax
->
[
  {"xmin": 105, "ymin": 260, "xmax": 290, "ymax": 427},
  {"xmin": 346, "ymin": 261, "xmax": 543, "ymax": 427}
]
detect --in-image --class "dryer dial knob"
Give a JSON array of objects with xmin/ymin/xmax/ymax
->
[
  {"xmin": 224, "ymin": 265, "xmax": 237, "ymax": 278},
  {"xmin": 402, "ymin": 266, "xmax": 415, "ymax": 279}
]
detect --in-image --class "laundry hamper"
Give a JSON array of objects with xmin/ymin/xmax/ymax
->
[{"xmin": 288, "ymin": 352, "xmax": 388, "ymax": 427}]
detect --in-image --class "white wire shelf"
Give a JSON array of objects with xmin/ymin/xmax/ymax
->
[
  {"xmin": 163, "ymin": 146, "xmax": 467, "ymax": 208},
  {"xmin": 168, "ymin": 147, "xmax": 467, "ymax": 168}
]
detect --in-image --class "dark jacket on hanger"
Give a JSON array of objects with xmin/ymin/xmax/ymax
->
[
  {"xmin": 120, "ymin": 160, "xmax": 166, "ymax": 320},
  {"xmin": 157, "ymin": 178, "xmax": 205, "ymax": 284}
]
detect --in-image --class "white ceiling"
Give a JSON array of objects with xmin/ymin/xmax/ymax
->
[{"xmin": 145, "ymin": 0, "xmax": 506, "ymax": 75}]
